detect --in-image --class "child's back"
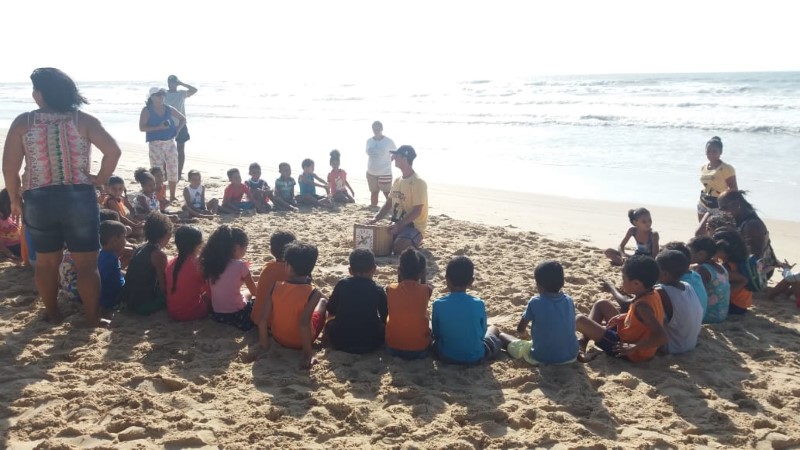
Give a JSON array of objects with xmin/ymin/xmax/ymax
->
[
  {"xmin": 660, "ymin": 282, "xmax": 703, "ymax": 353},
  {"xmin": 326, "ymin": 276, "xmax": 387, "ymax": 353},
  {"xmin": 98, "ymin": 248, "xmax": 124, "ymax": 311},
  {"xmin": 701, "ymin": 261, "xmax": 730, "ymax": 323},
  {"xmin": 271, "ymin": 280, "xmax": 318, "ymax": 349},
  {"xmin": 251, "ymin": 260, "xmax": 288, "ymax": 323},
  {"xmin": 166, "ymin": 254, "xmax": 209, "ymax": 321},
  {"xmin": 386, "ymin": 280, "xmax": 432, "ymax": 352},
  {"xmin": 432, "ymin": 291, "xmax": 488, "ymax": 363},
  {"xmin": 122, "ymin": 243, "xmax": 164, "ymax": 314},
  {"xmin": 680, "ymin": 270, "xmax": 708, "ymax": 316},
  {"xmin": 522, "ymin": 292, "xmax": 578, "ymax": 364}
]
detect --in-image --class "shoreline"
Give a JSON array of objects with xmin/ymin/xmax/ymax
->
[{"xmin": 1, "ymin": 130, "xmax": 798, "ymax": 262}]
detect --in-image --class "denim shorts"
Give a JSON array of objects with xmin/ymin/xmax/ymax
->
[
  {"xmin": 394, "ymin": 224, "xmax": 423, "ymax": 248},
  {"xmin": 23, "ymin": 184, "xmax": 100, "ymax": 253}
]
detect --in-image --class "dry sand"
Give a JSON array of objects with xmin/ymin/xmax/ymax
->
[{"xmin": 1, "ymin": 139, "xmax": 800, "ymax": 448}]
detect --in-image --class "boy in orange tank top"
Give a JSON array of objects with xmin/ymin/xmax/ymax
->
[
  {"xmin": 385, "ymin": 248, "xmax": 433, "ymax": 359},
  {"xmin": 255, "ymin": 242, "xmax": 328, "ymax": 369},
  {"xmin": 251, "ymin": 231, "xmax": 296, "ymax": 324},
  {"xmin": 575, "ymin": 255, "xmax": 667, "ymax": 362}
]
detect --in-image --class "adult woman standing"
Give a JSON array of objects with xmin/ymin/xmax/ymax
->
[
  {"xmin": 140, "ymin": 87, "xmax": 185, "ymax": 202},
  {"xmin": 2, "ymin": 68, "xmax": 121, "ymax": 326},
  {"xmin": 697, "ymin": 136, "xmax": 737, "ymax": 221}
]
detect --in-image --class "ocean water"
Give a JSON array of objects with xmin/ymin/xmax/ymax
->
[{"xmin": 1, "ymin": 72, "xmax": 798, "ymax": 221}]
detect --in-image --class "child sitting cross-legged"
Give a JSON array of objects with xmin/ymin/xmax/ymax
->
[
  {"xmin": 245, "ymin": 162, "xmax": 273, "ymax": 213},
  {"xmin": 324, "ymin": 249, "xmax": 388, "ymax": 354},
  {"xmin": 182, "ymin": 170, "xmax": 219, "ymax": 218},
  {"xmin": 655, "ymin": 250, "xmax": 703, "ymax": 354},
  {"xmin": 272, "ymin": 163, "xmax": 299, "ymax": 212},
  {"xmin": 120, "ymin": 212, "xmax": 173, "ymax": 315},
  {"xmin": 256, "ymin": 242, "xmax": 328, "ymax": 370},
  {"xmin": 385, "ymin": 248, "xmax": 433, "ymax": 359},
  {"xmin": 495, "ymin": 260, "xmax": 578, "ymax": 365},
  {"xmin": 297, "ymin": 158, "xmax": 332, "ymax": 208},
  {"xmin": 219, "ymin": 168, "xmax": 255, "ymax": 215},
  {"xmin": 662, "ymin": 241, "xmax": 708, "ymax": 318},
  {"xmin": 251, "ymin": 231, "xmax": 296, "ymax": 324},
  {"xmin": 102, "ymin": 176, "xmax": 143, "ymax": 238},
  {"xmin": 576, "ymin": 255, "xmax": 667, "ymax": 362},
  {"xmin": 201, "ymin": 225, "xmax": 258, "ymax": 330},
  {"xmin": 431, "ymin": 256, "xmax": 502, "ymax": 365},
  {"xmin": 98, "ymin": 220, "xmax": 127, "ymax": 318}
]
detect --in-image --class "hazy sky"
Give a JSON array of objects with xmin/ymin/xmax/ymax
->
[{"xmin": 2, "ymin": 0, "xmax": 798, "ymax": 83}]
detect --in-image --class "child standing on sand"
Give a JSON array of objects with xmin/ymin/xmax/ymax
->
[
  {"xmin": 385, "ymin": 248, "xmax": 433, "ymax": 359},
  {"xmin": 297, "ymin": 158, "xmax": 332, "ymax": 207},
  {"xmin": 328, "ymin": 150, "xmax": 355, "ymax": 203},
  {"xmin": 182, "ymin": 170, "xmax": 220, "ymax": 218},
  {"xmin": 166, "ymin": 226, "xmax": 210, "ymax": 321},
  {"xmin": 431, "ymin": 256, "xmax": 502, "ymax": 364},
  {"xmin": 576, "ymin": 255, "xmax": 667, "ymax": 362},
  {"xmin": 498, "ymin": 260, "xmax": 578, "ymax": 365},
  {"xmin": 251, "ymin": 231, "xmax": 296, "ymax": 324},
  {"xmin": 324, "ymin": 249, "xmax": 388, "ymax": 354},
  {"xmin": 605, "ymin": 208, "xmax": 659, "ymax": 266},
  {"xmin": 121, "ymin": 213, "xmax": 173, "ymax": 315},
  {"xmin": 257, "ymin": 242, "xmax": 328, "ymax": 369},
  {"xmin": 655, "ymin": 250, "xmax": 703, "ymax": 354},
  {"xmin": 201, "ymin": 225, "xmax": 258, "ymax": 330},
  {"xmin": 687, "ymin": 236, "xmax": 730, "ymax": 323},
  {"xmin": 273, "ymin": 163, "xmax": 299, "ymax": 211}
]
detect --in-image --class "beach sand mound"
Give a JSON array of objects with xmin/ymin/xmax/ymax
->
[{"xmin": 1, "ymin": 208, "xmax": 799, "ymax": 449}]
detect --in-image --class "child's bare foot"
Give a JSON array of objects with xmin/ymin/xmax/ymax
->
[
  {"xmin": 43, "ymin": 311, "xmax": 65, "ymax": 324},
  {"xmin": 577, "ymin": 350, "xmax": 600, "ymax": 363}
]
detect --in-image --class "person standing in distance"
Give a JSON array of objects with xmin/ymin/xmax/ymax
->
[
  {"xmin": 369, "ymin": 145, "xmax": 428, "ymax": 255},
  {"xmin": 165, "ymin": 75, "xmax": 198, "ymax": 180},
  {"xmin": 366, "ymin": 121, "xmax": 396, "ymax": 209}
]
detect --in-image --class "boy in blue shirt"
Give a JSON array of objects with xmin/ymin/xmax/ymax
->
[
  {"xmin": 98, "ymin": 220, "xmax": 127, "ymax": 317},
  {"xmin": 432, "ymin": 256, "xmax": 502, "ymax": 364},
  {"xmin": 502, "ymin": 260, "xmax": 578, "ymax": 365}
]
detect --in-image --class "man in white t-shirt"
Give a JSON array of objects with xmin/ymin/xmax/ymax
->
[
  {"xmin": 365, "ymin": 121, "xmax": 396, "ymax": 208},
  {"xmin": 165, "ymin": 74, "xmax": 198, "ymax": 180}
]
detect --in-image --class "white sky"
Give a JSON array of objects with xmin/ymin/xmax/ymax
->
[{"xmin": 2, "ymin": 0, "xmax": 798, "ymax": 83}]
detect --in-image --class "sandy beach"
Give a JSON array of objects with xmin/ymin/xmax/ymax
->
[{"xmin": 2, "ymin": 137, "xmax": 800, "ymax": 448}]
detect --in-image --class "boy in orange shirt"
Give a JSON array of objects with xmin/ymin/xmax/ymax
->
[
  {"xmin": 251, "ymin": 231, "xmax": 296, "ymax": 323},
  {"xmin": 385, "ymin": 248, "xmax": 433, "ymax": 359},
  {"xmin": 575, "ymin": 255, "xmax": 667, "ymax": 362},
  {"xmin": 257, "ymin": 242, "xmax": 328, "ymax": 369}
]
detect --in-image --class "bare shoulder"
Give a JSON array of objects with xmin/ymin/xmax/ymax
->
[
  {"xmin": 77, "ymin": 111, "xmax": 101, "ymax": 127},
  {"xmin": 7, "ymin": 112, "xmax": 31, "ymax": 134}
]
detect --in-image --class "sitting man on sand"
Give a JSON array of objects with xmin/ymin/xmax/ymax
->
[{"xmin": 369, "ymin": 145, "xmax": 428, "ymax": 255}]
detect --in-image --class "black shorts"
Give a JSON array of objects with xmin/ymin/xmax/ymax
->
[{"xmin": 176, "ymin": 125, "xmax": 190, "ymax": 144}]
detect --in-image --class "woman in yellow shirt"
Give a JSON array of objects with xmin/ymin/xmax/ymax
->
[{"xmin": 698, "ymin": 136, "xmax": 737, "ymax": 221}]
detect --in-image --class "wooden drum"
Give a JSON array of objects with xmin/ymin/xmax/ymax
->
[{"xmin": 353, "ymin": 224, "xmax": 393, "ymax": 256}]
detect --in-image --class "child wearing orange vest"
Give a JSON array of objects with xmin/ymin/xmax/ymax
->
[
  {"xmin": 576, "ymin": 255, "xmax": 667, "ymax": 362},
  {"xmin": 385, "ymin": 248, "xmax": 433, "ymax": 359},
  {"xmin": 256, "ymin": 242, "xmax": 328, "ymax": 369},
  {"xmin": 251, "ymin": 231, "xmax": 296, "ymax": 324}
]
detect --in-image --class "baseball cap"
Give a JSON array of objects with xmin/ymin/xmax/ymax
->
[
  {"xmin": 390, "ymin": 145, "xmax": 417, "ymax": 161},
  {"xmin": 148, "ymin": 87, "xmax": 166, "ymax": 99}
]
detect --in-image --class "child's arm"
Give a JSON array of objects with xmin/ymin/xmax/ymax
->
[
  {"xmin": 257, "ymin": 287, "xmax": 273, "ymax": 350},
  {"xmin": 695, "ymin": 265, "xmax": 712, "ymax": 284},
  {"xmin": 617, "ymin": 228, "xmax": 635, "ymax": 256},
  {"xmin": 695, "ymin": 212, "xmax": 711, "ymax": 237},
  {"xmin": 516, "ymin": 317, "xmax": 530, "ymax": 334},
  {"xmin": 243, "ymin": 269, "xmax": 257, "ymax": 297},
  {"xmin": 151, "ymin": 249, "xmax": 168, "ymax": 296},
  {"xmin": 600, "ymin": 279, "xmax": 633, "ymax": 309},
  {"xmin": 299, "ymin": 290, "xmax": 324, "ymax": 369},
  {"xmin": 182, "ymin": 187, "xmax": 202, "ymax": 215},
  {"xmin": 728, "ymin": 267, "xmax": 748, "ymax": 292},
  {"xmin": 615, "ymin": 303, "xmax": 667, "ymax": 356},
  {"xmin": 651, "ymin": 232, "xmax": 660, "ymax": 256},
  {"xmin": 378, "ymin": 290, "xmax": 388, "ymax": 324},
  {"xmin": 345, "ymin": 180, "xmax": 355, "ymax": 197}
]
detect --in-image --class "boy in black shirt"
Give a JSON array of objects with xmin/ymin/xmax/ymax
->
[{"xmin": 324, "ymin": 249, "xmax": 388, "ymax": 353}]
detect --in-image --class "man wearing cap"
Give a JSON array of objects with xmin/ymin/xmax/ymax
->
[
  {"xmin": 165, "ymin": 75, "xmax": 198, "ymax": 180},
  {"xmin": 369, "ymin": 145, "xmax": 428, "ymax": 254},
  {"xmin": 366, "ymin": 121, "xmax": 397, "ymax": 209}
]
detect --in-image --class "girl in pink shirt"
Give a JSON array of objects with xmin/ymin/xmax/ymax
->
[
  {"xmin": 166, "ymin": 226, "xmax": 210, "ymax": 321},
  {"xmin": 200, "ymin": 225, "xmax": 257, "ymax": 330}
]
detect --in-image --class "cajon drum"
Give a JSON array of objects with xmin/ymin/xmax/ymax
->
[{"xmin": 354, "ymin": 224, "xmax": 393, "ymax": 256}]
